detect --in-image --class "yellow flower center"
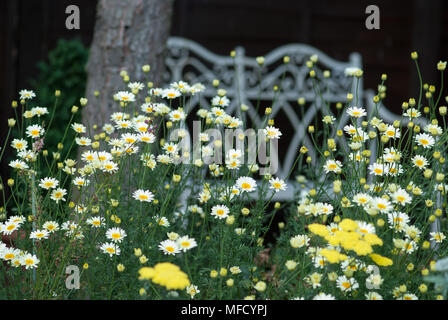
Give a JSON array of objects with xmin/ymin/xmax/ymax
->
[{"xmin": 241, "ymin": 183, "xmax": 251, "ymax": 189}]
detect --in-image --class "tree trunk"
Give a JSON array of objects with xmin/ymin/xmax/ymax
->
[{"xmin": 83, "ymin": 0, "xmax": 173, "ymax": 129}]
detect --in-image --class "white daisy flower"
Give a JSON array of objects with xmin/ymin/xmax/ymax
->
[
  {"xmin": 39, "ymin": 177, "xmax": 59, "ymax": 190},
  {"xmin": 211, "ymin": 205, "xmax": 230, "ymax": 219},
  {"xmin": 235, "ymin": 176, "xmax": 257, "ymax": 192},
  {"xmin": 26, "ymin": 124, "xmax": 44, "ymax": 138},
  {"xmin": 106, "ymin": 227, "xmax": 127, "ymax": 243},
  {"xmin": 100, "ymin": 242, "xmax": 121, "ymax": 257},
  {"xmin": 158, "ymin": 239, "xmax": 181, "ymax": 255},
  {"xmin": 415, "ymin": 133, "xmax": 435, "ymax": 149},
  {"xmin": 133, "ymin": 189, "xmax": 154, "ymax": 202},
  {"xmin": 346, "ymin": 106, "xmax": 367, "ymax": 118}
]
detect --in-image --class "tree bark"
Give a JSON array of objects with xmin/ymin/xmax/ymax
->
[{"xmin": 83, "ymin": 0, "xmax": 173, "ymax": 129}]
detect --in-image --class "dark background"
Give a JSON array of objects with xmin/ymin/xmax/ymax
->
[{"xmin": 1, "ymin": 0, "xmax": 447, "ymax": 181}]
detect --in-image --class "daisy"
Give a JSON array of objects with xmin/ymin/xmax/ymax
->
[
  {"xmin": 8, "ymin": 215, "xmax": 25, "ymax": 225},
  {"xmin": 368, "ymin": 162, "xmax": 387, "ymax": 176},
  {"xmin": 365, "ymin": 292, "xmax": 383, "ymax": 300},
  {"xmin": 73, "ymin": 177, "xmax": 90, "ymax": 187},
  {"xmin": 425, "ymin": 124, "xmax": 443, "ymax": 136},
  {"xmin": 9, "ymin": 160, "xmax": 29, "ymax": 170},
  {"xmin": 227, "ymin": 117, "xmax": 243, "ymax": 128},
  {"xmin": 352, "ymin": 193, "xmax": 372, "ymax": 207},
  {"xmin": 154, "ymin": 103, "xmax": 171, "ymax": 115},
  {"xmin": 289, "ymin": 235, "xmax": 310, "ymax": 248},
  {"xmin": 387, "ymin": 212, "xmax": 410, "ymax": 230},
  {"xmin": 50, "ymin": 188, "xmax": 67, "ymax": 203},
  {"xmin": 430, "ymin": 232, "xmax": 446, "ymax": 243},
  {"xmin": 211, "ymin": 205, "xmax": 230, "ymax": 219},
  {"xmin": 115, "ymin": 91, "xmax": 135, "ymax": 102},
  {"xmin": 43, "ymin": 221, "xmax": 59, "ymax": 232},
  {"xmin": 128, "ymin": 82, "xmax": 144, "ymax": 92},
  {"xmin": 139, "ymin": 132, "xmax": 156, "ymax": 144},
  {"xmin": 134, "ymin": 122, "xmax": 149, "ymax": 133},
  {"xmin": 383, "ymin": 125, "xmax": 401, "ymax": 139},
  {"xmin": 402, "ymin": 240, "xmax": 417, "ymax": 254},
  {"xmin": 357, "ymin": 221, "xmax": 376, "ymax": 235},
  {"xmin": 159, "ymin": 239, "xmax": 181, "ymax": 255},
  {"xmin": 412, "ymin": 155, "xmax": 428, "ymax": 169},
  {"xmin": 96, "ymin": 151, "xmax": 112, "ymax": 162},
  {"xmin": 177, "ymin": 236, "xmax": 197, "ymax": 252},
  {"xmin": 391, "ymin": 189, "xmax": 412, "ymax": 206},
  {"xmin": 133, "ymin": 189, "xmax": 154, "ymax": 202},
  {"xmin": 102, "ymin": 161, "xmax": 119, "ymax": 173},
  {"xmin": 403, "ymin": 108, "xmax": 421, "ymax": 119},
  {"xmin": 313, "ymin": 293, "xmax": 336, "ymax": 300},
  {"xmin": 191, "ymin": 82, "xmax": 205, "ymax": 93},
  {"xmin": 0, "ymin": 247, "xmax": 21, "ymax": 261},
  {"xmin": 226, "ymin": 158, "xmax": 241, "ymax": 170},
  {"xmin": 211, "ymin": 96, "xmax": 230, "ymax": 107},
  {"xmin": 336, "ymin": 275, "xmax": 359, "ymax": 292},
  {"xmin": 344, "ymin": 124, "xmax": 357, "ymax": 135},
  {"xmin": 26, "ymin": 124, "xmax": 44, "ymax": 138},
  {"xmin": 86, "ymin": 216, "xmax": 104, "ymax": 228},
  {"xmin": 30, "ymin": 229, "xmax": 50, "ymax": 240},
  {"xmin": 39, "ymin": 177, "xmax": 59, "ymax": 190},
  {"xmin": 141, "ymin": 103, "xmax": 155, "ymax": 114},
  {"xmin": 235, "ymin": 176, "xmax": 257, "ymax": 192},
  {"xmin": 163, "ymin": 143, "xmax": 178, "ymax": 154},
  {"xmin": 19, "ymin": 89, "xmax": 36, "ymax": 100},
  {"xmin": 386, "ymin": 163, "xmax": 403, "ymax": 176},
  {"xmin": 2, "ymin": 221, "xmax": 20, "ymax": 235},
  {"xmin": 263, "ymin": 126, "xmax": 282, "ymax": 139},
  {"xmin": 323, "ymin": 159, "xmax": 342, "ymax": 174},
  {"xmin": 106, "ymin": 227, "xmax": 127, "ymax": 243},
  {"xmin": 121, "ymin": 133, "xmax": 139, "ymax": 144},
  {"xmin": 269, "ymin": 177, "xmax": 287, "ymax": 192},
  {"xmin": 71, "ymin": 123, "xmax": 86, "ymax": 134},
  {"xmin": 400, "ymin": 293, "xmax": 418, "ymax": 300},
  {"xmin": 169, "ymin": 109, "xmax": 186, "ymax": 122},
  {"xmin": 32, "ymin": 107, "xmax": 49, "ymax": 117},
  {"xmin": 20, "ymin": 253, "xmax": 40, "ymax": 269},
  {"xmin": 162, "ymin": 88, "xmax": 181, "ymax": 99},
  {"xmin": 114, "ymin": 120, "xmax": 133, "ymax": 130},
  {"xmin": 344, "ymin": 67, "xmax": 362, "ymax": 76},
  {"xmin": 155, "ymin": 216, "xmax": 170, "ymax": 227},
  {"xmin": 171, "ymin": 81, "xmax": 190, "ymax": 92},
  {"xmin": 372, "ymin": 197, "xmax": 392, "ymax": 213},
  {"xmin": 150, "ymin": 88, "xmax": 164, "ymax": 96},
  {"xmin": 74, "ymin": 136, "xmax": 91, "ymax": 146},
  {"xmin": 100, "ymin": 242, "xmax": 121, "ymax": 257},
  {"xmin": 186, "ymin": 285, "xmax": 200, "ymax": 298},
  {"xmin": 404, "ymin": 225, "xmax": 421, "ymax": 240},
  {"xmin": 11, "ymin": 139, "xmax": 28, "ymax": 151},
  {"xmin": 346, "ymin": 106, "xmax": 367, "ymax": 118},
  {"xmin": 415, "ymin": 133, "xmax": 435, "ymax": 149}
]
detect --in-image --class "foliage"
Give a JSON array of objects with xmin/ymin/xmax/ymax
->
[{"xmin": 0, "ymin": 52, "xmax": 448, "ymax": 300}]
